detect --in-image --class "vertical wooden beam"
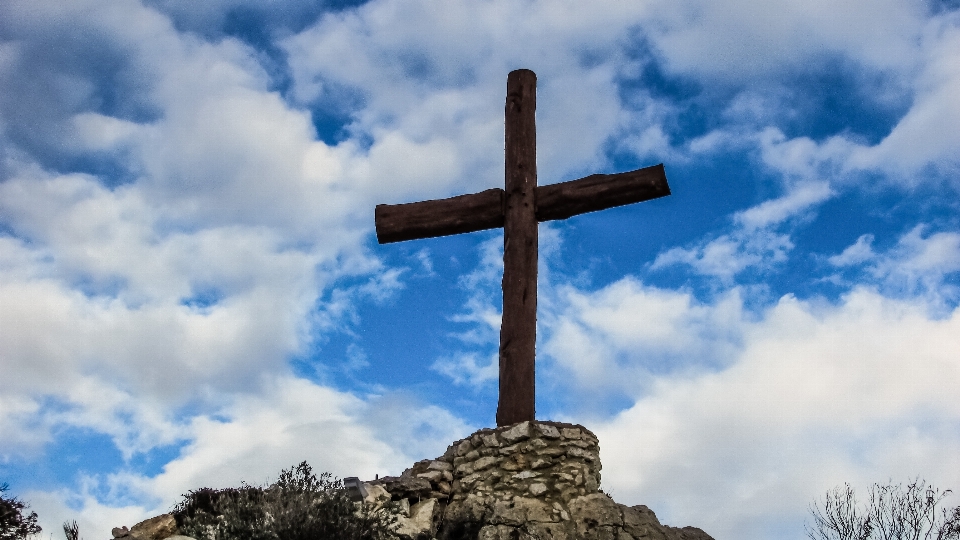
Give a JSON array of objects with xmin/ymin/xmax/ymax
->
[{"xmin": 497, "ymin": 69, "xmax": 537, "ymax": 426}]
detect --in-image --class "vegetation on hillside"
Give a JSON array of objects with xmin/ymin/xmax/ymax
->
[
  {"xmin": 0, "ymin": 483, "xmax": 41, "ymax": 540},
  {"xmin": 173, "ymin": 461, "xmax": 400, "ymax": 540}
]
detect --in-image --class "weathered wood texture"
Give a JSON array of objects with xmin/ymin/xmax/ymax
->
[
  {"xmin": 375, "ymin": 188, "xmax": 504, "ymax": 244},
  {"xmin": 535, "ymin": 164, "xmax": 670, "ymax": 222},
  {"xmin": 497, "ymin": 69, "xmax": 538, "ymax": 427}
]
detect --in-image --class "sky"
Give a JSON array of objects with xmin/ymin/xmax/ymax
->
[{"xmin": 0, "ymin": 0, "xmax": 959, "ymax": 539}]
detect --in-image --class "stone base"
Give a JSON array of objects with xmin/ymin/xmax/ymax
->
[{"xmin": 365, "ymin": 421, "xmax": 714, "ymax": 540}]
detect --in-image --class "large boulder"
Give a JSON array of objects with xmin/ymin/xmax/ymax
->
[{"xmin": 111, "ymin": 514, "xmax": 179, "ymax": 540}]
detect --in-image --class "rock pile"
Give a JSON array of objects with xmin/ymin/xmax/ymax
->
[
  {"xmin": 364, "ymin": 420, "xmax": 714, "ymax": 540},
  {"xmin": 109, "ymin": 420, "xmax": 714, "ymax": 540}
]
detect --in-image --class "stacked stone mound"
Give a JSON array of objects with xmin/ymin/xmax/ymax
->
[{"xmin": 364, "ymin": 420, "xmax": 714, "ymax": 540}]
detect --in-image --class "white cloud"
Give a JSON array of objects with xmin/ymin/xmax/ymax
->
[
  {"xmin": 829, "ymin": 234, "xmax": 876, "ymax": 267},
  {"xmin": 432, "ymin": 352, "xmax": 499, "ymax": 387},
  {"xmin": 826, "ymin": 226, "xmax": 960, "ymax": 307},
  {"xmin": 650, "ymin": 177, "xmax": 835, "ymax": 281},
  {"xmin": 148, "ymin": 378, "xmax": 398, "ymax": 493},
  {"xmin": 25, "ymin": 488, "xmax": 147, "ymax": 540},
  {"xmin": 735, "ymin": 181, "xmax": 833, "ymax": 230},
  {"xmin": 642, "ymin": 0, "xmax": 925, "ymax": 80},
  {"xmin": 652, "ymin": 228, "xmax": 794, "ymax": 282},
  {"xmin": 0, "ymin": 393, "xmax": 45, "ymax": 451},
  {"xmin": 428, "ymin": 234, "xmax": 503, "ymax": 388},
  {"xmin": 0, "ymin": 0, "xmax": 388, "ymax": 464},
  {"xmin": 850, "ymin": 17, "xmax": 960, "ymax": 176},
  {"xmin": 541, "ymin": 278, "xmax": 745, "ymax": 397},
  {"xmin": 869, "ymin": 226, "xmax": 960, "ymax": 300},
  {"xmin": 443, "ymin": 234, "xmax": 504, "ymax": 347},
  {"xmin": 281, "ymin": 0, "xmax": 677, "ymax": 189},
  {"xmin": 757, "ymin": 128, "xmax": 858, "ymax": 183},
  {"xmin": 747, "ymin": 14, "xmax": 960, "ymax": 188},
  {"xmin": 414, "ymin": 248, "xmax": 434, "ymax": 275},
  {"xmin": 0, "ymin": 0, "xmax": 445, "ymax": 427},
  {"xmin": 0, "ymin": 174, "xmax": 328, "ymax": 407},
  {"xmin": 576, "ymin": 288, "xmax": 960, "ymax": 539},
  {"xmin": 69, "ymin": 113, "xmax": 142, "ymax": 151}
]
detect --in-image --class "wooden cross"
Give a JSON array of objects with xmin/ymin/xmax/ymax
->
[{"xmin": 375, "ymin": 69, "xmax": 670, "ymax": 427}]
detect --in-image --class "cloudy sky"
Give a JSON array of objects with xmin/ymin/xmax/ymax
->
[{"xmin": 1, "ymin": 0, "xmax": 959, "ymax": 538}]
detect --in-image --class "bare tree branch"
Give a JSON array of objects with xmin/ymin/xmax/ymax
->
[{"xmin": 807, "ymin": 480, "xmax": 959, "ymax": 540}]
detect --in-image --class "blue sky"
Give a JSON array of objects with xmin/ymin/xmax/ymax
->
[{"xmin": 1, "ymin": 1, "xmax": 959, "ymax": 539}]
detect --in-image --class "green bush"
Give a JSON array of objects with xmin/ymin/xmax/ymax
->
[
  {"xmin": 0, "ymin": 483, "xmax": 42, "ymax": 540},
  {"xmin": 174, "ymin": 462, "xmax": 400, "ymax": 540}
]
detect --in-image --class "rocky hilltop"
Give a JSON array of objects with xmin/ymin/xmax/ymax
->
[
  {"xmin": 112, "ymin": 421, "xmax": 713, "ymax": 540},
  {"xmin": 365, "ymin": 420, "xmax": 713, "ymax": 540}
]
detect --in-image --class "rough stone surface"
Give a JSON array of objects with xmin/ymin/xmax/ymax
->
[
  {"xmin": 364, "ymin": 421, "xmax": 715, "ymax": 540},
  {"xmin": 112, "ymin": 514, "xmax": 178, "ymax": 540},
  {"xmin": 395, "ymin": 498, "xmax": 442, "ymax": 539}
]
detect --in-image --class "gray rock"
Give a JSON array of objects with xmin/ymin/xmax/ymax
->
[
  {"xmin": 529, "ymin": 483, "xmax": 548, "ymax": 496},
  {"xmin": 500, "ymin": 421, "xmax": 532, "ymax": 443},
  {"xmin": 112, "ymin": 514, "xmax": 178, "ymax": 540},
  {"xmin": 536, "ymin": 424, "xmax": 561, "ymax": 439},
  {"xmin": 569, "ymin": 492, "xmax": 624, "ymax": 539},
  {"xmin": 477, "ymin": 524, "xmax": 514, "ymax": 540},
  {"xmin": 622, "ymin": 504, "xmax": 668, "ymax": 539},
  {"xmin": 665, "ymin": 526, "xmax": 715, "ymax": 540},
  {"xmin": 428, "ymin": 460, "xmax": 453, "ymax": 472},
  {"xmin": 362, "ymin": 482, "xmax": 391, "ymax": 504},
  {"xmin": 376, "ymin": 475, "xmax": 433, "ymax": 500},
  {"xmin": 395, "ymin": 498, "xmax": 441, "ymax": 540}
]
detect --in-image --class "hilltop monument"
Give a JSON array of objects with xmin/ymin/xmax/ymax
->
[
  {"xmin": 375, "ymin": 69, "xmax": 671, "ymax": 426},
  {"xmin": 108, "ymin": 72, "xmax": 712, "ymax": 540}
]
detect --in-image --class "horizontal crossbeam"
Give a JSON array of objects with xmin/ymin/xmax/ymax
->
[
  {"xmin": 374, "ymin": 163, "xmax": 670, "ymax": 244},
  {"xmin": 535, "ymin": 163, "xmax": 669, "ymax": 222},
  {"xmin": 375, "ymin": 188, "xmax": 505, "ymax": 244}
]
